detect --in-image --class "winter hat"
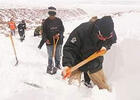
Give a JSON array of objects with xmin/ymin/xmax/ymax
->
[
  {"xmin": 97, "ymin": 16, "xmax": 114, "ymax": 37},
  {"xmin": 48, "ymin": 6, "xmax": 56, "ymax": 16}
]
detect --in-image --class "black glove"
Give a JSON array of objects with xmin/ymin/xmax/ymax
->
[
  {"xmin": 38, "ymin": 39, "xmax": 45, "ymax": 49},
  {"xmin": 97, "ymin": 40, "xmax": 112, "ymax": 50},
  {"xmin": 103, "ymin": 41, "xmax": 112, "ymax": 50},
  {"xmin": 38, "ymin": 45, "xmax": 41, "ymax": 49}
]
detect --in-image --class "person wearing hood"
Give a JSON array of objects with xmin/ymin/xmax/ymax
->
[{"xmin": 62, "ymin": 16, "xmax": 117, "ymax": 91}]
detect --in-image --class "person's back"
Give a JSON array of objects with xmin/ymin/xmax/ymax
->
[
  {"xmin": 17, "ymin": 20, "xmax": 26, "ymax": 41},
  {"xmin": 8, "ymin": 21, "xmax": 16, "ymax": 30},
  {"xmin": 8, "ymin": 18, "xmax": 16, "ymax": 36},
  {"xmin": 18, "ymin": 23, "xmax": 26, "ymax": 30},
  {"xmin": 18, "ymin": 21, "xmax": 26, "ymax": 33},
  {"xmin": 18, "ymin": 23, "xmax": 24, "ymax": 31}
]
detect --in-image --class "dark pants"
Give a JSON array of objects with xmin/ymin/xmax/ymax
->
[
  {"xmin": 84, "ymin": 72, "xmax": 91, "ymax": 84},
  {"xmin": 47, "ymin": 45, "xmax": 62, "ymax": 67},
  {"xmin": 18, "ymin": 30, "xmax": 25, "ymax": 41}
]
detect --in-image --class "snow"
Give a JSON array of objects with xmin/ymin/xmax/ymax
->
[{"xmin": 0, "ymin": 1, "xmax": 140, "ymax": 100}]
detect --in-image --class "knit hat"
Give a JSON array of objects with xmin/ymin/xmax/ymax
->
[
  {"xmin": 97, "ymin": 16, "xmax": 114, "ymax": 37},
  {"xmin": 48, "ymin": 6, "xmax": 56, "ymax": 16}
]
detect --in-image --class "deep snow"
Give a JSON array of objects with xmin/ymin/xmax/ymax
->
[
  {"xmin": 0, "ymin": 12, "xmax": 140, "ymax": 100},
  {"xmin": 0, "ymin": 1, "xmax": 140, "ymax": 100}
]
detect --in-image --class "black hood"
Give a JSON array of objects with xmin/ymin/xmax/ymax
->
[{"xmin": 95, "ymin": 16, "xmax": 114, "ymax": 37}]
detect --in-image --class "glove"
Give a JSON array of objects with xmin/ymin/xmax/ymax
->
[
  {"xmin": 103, "ymin": 41, "xmax": 112, "ymax": 50},
  {"xmin": 100, "ymin": 46, "xmax": 106, "ymax": 51},
  {"xmin": 104, "ymin": 43, "xmax": 112, "ymax": 50},
  {"xmin": 38, "ymin": 45, "xmax": 41, "ymax": 49},
  {"xmin": 46, "ymin": 40, "xmax": 51, "ymax": 44},
  {"xmin": 53, "ymin": 33, "xmax": 60, "ymax": 39},
  {"xmin": 62, "ymin": 66, "xmax": 71, "ymax": 79}
]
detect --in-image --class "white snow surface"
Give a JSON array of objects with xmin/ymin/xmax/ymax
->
[
  {"xmin": 0, "ymin": 0, "xmax": 140, "ymax": 8},
  {"xmin": 0, "ymin": 1, "xmax": 140, "ymax": 100}
]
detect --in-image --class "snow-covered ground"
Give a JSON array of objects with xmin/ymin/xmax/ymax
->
[
  {"xmin": 0, "ymin": 12, "xmax": 140, "ymax": 100},
  {"xmin": 0, "ymin": 1, "xmax": 140, "ymax": 100}
]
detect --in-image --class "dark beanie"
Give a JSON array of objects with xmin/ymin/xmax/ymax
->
[
  {"xmin": 48, "ymin": 6, "xmax": 56, "ymax": 16},
  {"xmin": 97, "ymin": 16, "xmax": 114, "ymax": 37}
]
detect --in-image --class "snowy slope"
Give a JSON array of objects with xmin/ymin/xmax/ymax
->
[
  {"xmin": 0, "ymin": 12, "xmax": 140, "ymax": 100},
  {"xmin": 0, "ymin": 0, "xmax": 140, "ymax": 8},
  {"xmin": 0, "ymin": 8, "xmax": 87, "ymax": 31},
  {"xmin": 0, "ymin": 1, "xmax": 140, "ymax": 100},
  {"xmin": 0, "ymin": 29, "xmax": 116, "ymax": 100}
]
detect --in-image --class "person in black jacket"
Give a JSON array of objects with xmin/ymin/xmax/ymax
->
[
  {"xmin": 18, "ymin": 20, "xmax": 26, "ymax": 42},
  {"xmin": 62, "ymin": 16, "xmax": 117, "ymax": 91},
  {"xmin": 38, "ymin": 7, "xmax": 64, "ymax": 74},
  {"xmin": 83, "ymin": 16, "xmax": 98, "ymax": 88}
]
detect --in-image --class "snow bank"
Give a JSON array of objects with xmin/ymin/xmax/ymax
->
[
  {"xmin": 0, "ymin": 3, "xmax": 140, "ymax": 100},
  {"xmin": 103, "ymin": 12, "xmax": 140, "ymax": 100}
]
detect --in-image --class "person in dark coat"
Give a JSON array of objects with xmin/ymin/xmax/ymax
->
[
  {"xmin": 62, "ymin": 16, "xmax": 117, "ymax": 91},
  {"xmin": 38, "ymin": 7, "xmax": 64, "ymax": 74},
  {"xmin": 34, "ymin": 19, "xmax": 45, "ymax": 37},
  {"xmin": 18, "ymin": 20, "xmax": 26, "ymax": 41},
  {"xmin": 83, "ymin": 16, "xmax": 98, "ymax": 88}
]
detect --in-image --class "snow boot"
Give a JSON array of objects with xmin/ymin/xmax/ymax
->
[
  {"xmin": 46, "ymin": 65, "xmax": 52, "ymax": 74},
  {"xmin": 56, "ymin": 65, "xmax": 61, "ymax": 70},
  {"xmin": 20, "ymin": 37, "xmax": 24, "ymax": 42},
  {"xmin": 51, "ymin": 67, "xmax": 57, "ymax": 75},
  {"xmin": 84, "ymin": 82, "xmax": 93, "ymax": 88}
]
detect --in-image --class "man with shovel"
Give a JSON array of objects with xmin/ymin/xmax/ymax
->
[
  {"xmin": 38, "ymin": 6, "xmax": 64, "ymax": 75},
  {"xmin": 62, "ymin": 16, "xmax": 117, "ymax": 91}
]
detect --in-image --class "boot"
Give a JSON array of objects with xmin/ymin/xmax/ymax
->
[
  {"xmin": 51, "ymin": 67, "xmax": 57, "ymax": 75},
  {"xmin": 56, "ymin": 65, "xmax": 61, "ymax": 70},
  {"xmin": 84, "ymin": 82, "xmax": 93, "ymax": 88},
  {"xmin": 83, "ymin": 72, "xmax": 92, "ymax": 88},
  {"xmin": 46, "ymin": 65, "xmax": 52, "ymax": 74}
]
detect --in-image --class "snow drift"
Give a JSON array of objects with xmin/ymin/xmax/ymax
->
[{"xmin": 0, "ymin": 1, "xmax": 140, "ymax": 100}]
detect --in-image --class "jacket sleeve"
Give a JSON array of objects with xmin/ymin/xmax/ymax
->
[
  {"xmin": 38, "ymin": 39, "xmax": 45, "ymax": 49},
  {"xmin": 42, "ymin": 21, "xmax": 49, "ymax": 42},
  {"xmin": 59, "ymin": 19, "xmax": 64, "ymax": 34},
  {"xmin": 38, "ymin": 21, "xmax": 48, "ymax": 49},
  {"xmin": 62, "ymin": 31, "xmax": 81, "ymax": 67}
]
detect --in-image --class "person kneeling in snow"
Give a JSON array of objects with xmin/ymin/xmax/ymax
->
[
  {"xmin": 62, "ymin": 16, "xmax": 117, "ymax": 91},
  {"xmin": 18, "ymin": 20, "xmax": 26, "ymax": 42}
]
